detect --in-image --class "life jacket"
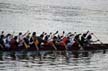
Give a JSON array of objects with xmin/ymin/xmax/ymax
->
[
  {"xmin": 5, "ymin": 38, "xmax": 10, "ymax": 48},
  {"xmin": 44, "ymin": 41, "xmax": 49, "ymax": 46},
  {"xmin": 18, "ymin": 37, "xmax": 24, "ymax": 47},
  {"xmin": 60, "ymin": 37, "xmax": 68, "ymax": 47},
  {"xmin": 46, "ymin": 41, "xmax": 54, "ymax": 47},
  {"xmin": 10, "ymin": 38, "xmax": 17, "ymax": 50},
  {"xmin": 72, "ymin": 41, "xmax": 79, "ymax": 47},
  {"xmin": 23, "ymin": 38, "xmax": 30, "ymax": 49},
  {"xmin": 30, "ymin": 36, "xmax": 39, "ymax": 46},
  {"xmin": 34, "ymin": 39, "xmax": 39, "ymax": 47}
]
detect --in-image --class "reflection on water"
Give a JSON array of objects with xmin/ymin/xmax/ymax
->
[{"xmin": 0, "ymin": 50, "xmax": 107, "ymax": 71}]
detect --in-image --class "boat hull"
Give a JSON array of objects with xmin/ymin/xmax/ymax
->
[{"xmin": 0, "ymin": 44, "xmax": 108, "ymax": 51}]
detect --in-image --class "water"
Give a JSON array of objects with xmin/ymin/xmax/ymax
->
[
  {"xmin": 0, "ymin": 0, "xmax": 108, "ymax": 70},
  {"xmin": 0, "ymin": 0, "xmax": 108, "ymax": 43},
  {"xmin": 0, "ymin": 50, "xmax": 107, "ymax": 71}
]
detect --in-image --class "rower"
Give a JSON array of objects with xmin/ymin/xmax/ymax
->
[
  {"xmin": 81, "ymin": 31, "xmax": 89, "ymax": 46},
  {"xmin": 72, "ymin": 33, "xmax": 81, "ymax": 50},
  {"xmin": 4, "ymin": 34, "xmax": 12, "ymax": 51},
  {"xmin": 0, "ymin": 35, "xmax": 5, "ymax": 50},
  {"xmin": 36, "ymin": 34, "xmax": 45, "ymax": 48},
  {"xmin": 85, "ymin": 33, "xmax": 99, "ymax": 46},
  {"xmin": 67, "ymin": 34, "xmax": 75, "ymax": 50},
  {"xmin": 10, "ymin": 36, "xmax": 18, "ymax": 51},
  {"xmin": 17, "ymin": 31, "xmax": 29, "ymax": 50},
  {"xmin": 29, "ymin": 32, "xmax": 39, "ymax": 50},
  {"xmin": 23, "ymin": 33, "xmax": 31, "ymax": 49},
  {"xmin": 0, "ymin": 31, "xmax": 5, "ymax": 38}
]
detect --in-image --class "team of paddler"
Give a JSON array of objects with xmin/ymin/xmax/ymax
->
[{"xmin": 0, "ymin": 31, "xmax": 100, "ymax": 51}]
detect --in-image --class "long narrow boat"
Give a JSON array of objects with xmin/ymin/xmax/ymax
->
[
  {"xmin": 39, "ymin": 44, "xmax": 108, "ymax": 51},
  {"xmin": 0, "ymin": 44, "xmax": 107, "ymax": 60},
  {"xmin": 0, "ymin": 44, "xmax": 108, "ymax": 51},
  {"xmin": 79, "ymin": 44, "xmax": 108, "ymax": 50}
]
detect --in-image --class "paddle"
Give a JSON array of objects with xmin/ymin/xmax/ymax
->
[
  {"xmin": 52, "ymin": 43, "xmax": 57, "ymax": 50},
  {"xmin": 91, "ymin": 33, "xmax": 103, "ymax": 44},
  {"xmin": 55, "ymin": 31, "xmax": 58, "ymax": 35},
  {"xmin": 91, "ymin": 33, "xmax": 107, "ymax": 53},
  {"xmin": 34, "ymin": 40, "xmax": 39, "ymax": 51}
]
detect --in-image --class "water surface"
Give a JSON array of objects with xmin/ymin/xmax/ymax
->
[{"xmin": 0, "ymin": 50, "xmax": 107, "ymax": 71}]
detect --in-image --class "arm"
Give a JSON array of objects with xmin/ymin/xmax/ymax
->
[
  {"xmin": 23, "ymin": 31, "xmax": 30, "ymax": 38},
  {"xmin": 34, "ymin": 40, "xmax": 39, "ymax": 50},
  {"xmin": 24, "ymin": 41, "xmax": 30, "ymax": 49},
  {"xmin": 51, "ymin": 42, "xmax": 57, "ymax": 50},
  {"xmin": 61, "ymin": 41, "xmax": 67, "ymax": 50}
]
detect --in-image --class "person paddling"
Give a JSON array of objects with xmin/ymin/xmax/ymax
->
[
  {"xmin": 29, "ymin": 32, "xmax": 39, "ymax": 51},
  {"xmin": 67, "ymin": 34, "xmax": 75, "ymax": 50},
  {"xmin": 23, "ymin": 33, "xmax": 31, "ymax": 49},
  {"xmin": 36, "ymin": 34, "xmax": 45, "ymax": 48},
  {"xmin": 85, "ymin": 33, "xmax": 99, "ymax": 45},
  {"xmin": 0, "ymin": 35, "xmax": 5, "ymax": 50},
  {"xmin": 10, "ymin": 36, "xmax": 18, "ymax": 51},
  {"xmin": 4, "ymin": 34, "xmax": 12, "ymax": 51},
  {"xmin": 81, "ymin": 31, "xmax": 89, "ymax": 46},
  {"xmin": 17, "ymin": 31, "xmax": 29, "ymax": 51}
]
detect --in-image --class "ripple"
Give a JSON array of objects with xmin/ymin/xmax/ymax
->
[{"xmin": 0, "ymin": 51, "xmax": 107, "ymax": 71}]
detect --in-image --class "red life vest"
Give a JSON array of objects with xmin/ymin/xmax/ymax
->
[
  {"xmin": 10, "ymin": 38, "xmax": 17, "ymax": 50},
  {"xmin": 60, "ymin": 37, "xmax": 68, "ymax": 47}
]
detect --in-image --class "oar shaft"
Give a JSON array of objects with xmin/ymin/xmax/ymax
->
[{"xmin": 92, "ymin": 34, "xmax": 103, "ymax": 44}]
